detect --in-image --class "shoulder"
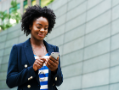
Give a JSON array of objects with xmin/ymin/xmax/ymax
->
[
  {"xmin": 49, "ymin": 43, "xmax": 57, "ymax": 48},
  {"xmin": 12, "ymin": 40, "xmax": 27, "ymax": 50},
  {"xmin": 13, "ymin": 38, "xmax": 31, "ymax": 48},
  {"xmin": 44, "ymin": 40, "xmax": 57, "ymax": 48},
  {"xmin": 12, "ymin": 42, "xmax": 25, "ymax": 48},
  {"xmin": 46, "ymin": 42, "xmax": 59, "ymax": 51}
]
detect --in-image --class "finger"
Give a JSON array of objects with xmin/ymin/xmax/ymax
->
[
  {"xmin": 48, "ymin": 60, "xmax": 56, "ymax": 67},
  {"xmin": 40, "ymin": 57, "xmax": 46, "ymax": 60},
  {"xmin": 43, "ymin": 56, "xmax": 49, "ymax": 60},
  {"xmin": 34, "ymin": 63, "xmax": 42, "ymax": 69},
  {"xmin": 37, "ymin": 57, "xmax": 46, "ymax": 61},
  {"xmin": 57, "ymin": 56, "xmax": 59, "ymax": 61},
  {"xmin": 36, "ymin": 59, "xmax": 44, "ymax": 63},
  {"xmin": 36, "ymin": 61, "xmax": 43, "ymax": 66},
  {"xmin": 47, "ymin": 61, "xmax": 54, "ymax": 69},
  {"xmin": 49, "ymin": 56, "xmax": 57, "ymax": 64},
  {"xmin": 49, "ymin": 56, "xmax": 56, "ymax": 61},
  {"xmin": 37, "ymin": 58, "xmax": 46, "ymax": 63}
]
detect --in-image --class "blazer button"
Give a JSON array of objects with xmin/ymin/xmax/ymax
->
[
  {"xmin": 27, "ymin": 85, "xmax": 31, "ymax": 88},
  {"xmin": 28, "ymin": 76, "xmax": 33, "ymax": 80},
  {"xmin": 24, "ymin": 64, "xmax": 28, "ymax": 68},
  {"xmin": 55, "ymin": 77, "xmax": 57, "ymax": 81},
  {"xmin": 30, "ymin": 76, "xmax": 33, "ymax": 79}
]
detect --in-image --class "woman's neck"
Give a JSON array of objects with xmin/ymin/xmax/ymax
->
[{"xmin": 30, "ymin": 37, "xmax": 44, "ymax": 47}]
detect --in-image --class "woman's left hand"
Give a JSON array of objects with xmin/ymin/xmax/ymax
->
[{"xmin": 45, "ymin": 56, "xmax": 59, "ymax": 74}]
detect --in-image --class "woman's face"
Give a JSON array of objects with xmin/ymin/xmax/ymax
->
[{"xmin": 30, "ymin": 17, "xmax": 49, "ymax": 41}]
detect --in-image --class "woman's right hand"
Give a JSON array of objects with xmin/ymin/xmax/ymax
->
[{"xmin": 33, "ymin": 57, "xmax": 46, "ymax": 71}]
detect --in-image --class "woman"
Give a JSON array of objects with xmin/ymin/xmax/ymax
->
[{"xmin": 6, "ymin": 5, "xmax": 63, "ymax": 90}]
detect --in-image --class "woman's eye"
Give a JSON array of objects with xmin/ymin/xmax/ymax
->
[
  {"xmin": 37, "ymin": 27, "xmax": 41, "ymax": 29},
  {"xmin": 45, "ymin": 28, "xmax": 48, "ymax": 30}
]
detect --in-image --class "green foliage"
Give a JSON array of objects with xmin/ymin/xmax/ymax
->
[
  {"xmin": 0, "ymin": 0, "xmax": 21, "ymax": 31},
  {"xmin": 11, "ymin": 0, "xmax": 17, "ymax": 12},
  {"xmin": 47, "ymin": 0, "xmax": 54, "ymax": 5},
  {"xmin": 41, "ymin": 0, "xmax": 54, "ymax": 7},
  {"xmin": 0, "ymin": 23, "xmax": 12, "ymax": 30},
  {"xmin": 0, "ymin": 11, "xmax": 10, "ymax": 21},
  {"xmin": 10, "ymin": 0, "xmax": 21, "ymax": 24},
  {"xmin": 0, "ymin": 11, "xmax": 11, "ymax": 30}
]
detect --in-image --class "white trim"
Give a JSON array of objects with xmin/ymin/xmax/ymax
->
[{"xmin": 40, "ymin": 85, "xmax": 48, "ymax": 89}]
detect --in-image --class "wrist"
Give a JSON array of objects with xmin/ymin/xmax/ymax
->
[{"xmin": 52, "ymin": 68, "xmax": 57, "ymax": 74}]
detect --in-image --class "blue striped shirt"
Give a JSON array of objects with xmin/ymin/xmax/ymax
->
[{"xmin": 34, "ymin": 53, "xmax": 49, "ymax": 90}]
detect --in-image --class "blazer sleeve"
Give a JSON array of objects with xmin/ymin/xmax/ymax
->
[
  {"xmin": 6, "ymin": 45, "xmax": 37, "ymax": 88},
  {"xmin": 51, "ymin": 46, "xmax": 63, "ymax": 86}
]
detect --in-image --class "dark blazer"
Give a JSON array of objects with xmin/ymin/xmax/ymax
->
[{"xmin": 6, "ymin": 38, "xmax": 63, "ymax": 90}]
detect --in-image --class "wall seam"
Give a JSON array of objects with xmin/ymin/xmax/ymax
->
[
  {"xmin": 109, "ymin": 0, "xmax": 113, "ymax": 89},
  {"xmin": 81, "ymin": 0, "xmax": 88, "ymax": 89}
]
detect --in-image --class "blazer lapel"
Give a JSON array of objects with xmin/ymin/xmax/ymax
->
[
  {"xmin": 24, "ymin": 38, "xmax": 35, "ymax": 66},
  {"xmin": 43, "ymin": 40, "xmax": 54, "ymax": 56},
  {"xmin": 24, "ymin": 38, "xmax": 39, "ymax": 84}
]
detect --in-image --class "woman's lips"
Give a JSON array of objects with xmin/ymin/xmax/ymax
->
[{"xmin": 38, "ymin": 34, "xmax": 44, "ymax": 37}]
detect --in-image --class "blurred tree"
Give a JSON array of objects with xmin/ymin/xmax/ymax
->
[
  {"xmin": 0, "ymin": 11, "xmax": 12, "ymax": 31},
  {"xmin": 10, "ymin": 0, "xmax": 21, "ymax": 24},
  {"xmin": 41, "ymin": 0, "xmax": 54, "ymax": 7},
  {"xmin": 0, "ymin": 0, "xmax": 21, "ymax": 32},
  {"xmin": 47, "ymin": 0, "xmax": 54, "ymax": 5}
]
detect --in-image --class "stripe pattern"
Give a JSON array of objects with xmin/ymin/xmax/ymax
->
[{"xmin": 34, "ymin": 53, "xmax": 49, "ymax": 90}]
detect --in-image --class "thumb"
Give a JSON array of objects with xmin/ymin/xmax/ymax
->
[{"xmin": 57, "ymin": 56, "xmax": 59, "ymax": 61}]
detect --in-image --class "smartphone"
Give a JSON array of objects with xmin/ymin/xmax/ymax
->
[{"xmin": 51, "ymin": 52, "xmax": 59, "ymax": 60}]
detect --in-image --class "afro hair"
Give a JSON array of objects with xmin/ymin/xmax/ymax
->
[{"xmin": 21, "ymin": 5, "xmax": 56, "ymax": 36}]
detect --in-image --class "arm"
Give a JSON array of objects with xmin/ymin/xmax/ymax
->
[
  {"xmin": 6, "ymin": 45, "xmax": 37, "ymax": 88},
  {"xmin": 51, "ymin": 46, "xmax": 63, "ymax": 86}
]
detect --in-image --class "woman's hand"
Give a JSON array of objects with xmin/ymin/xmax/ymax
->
[
  {"xmin": 45, "ymin": 56, "xmax": 59, "ymax": 73},
  {"xmin": 33, "ymin": 57, "xmax": 46, "ymax": 71}
]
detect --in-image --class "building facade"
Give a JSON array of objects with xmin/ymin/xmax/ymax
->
[
  {"xmin": 0, "ymin": 0, "xmax": 40, "ymax": 14},
  {"xmin": 0, "ymin": 0, "xmax": 119, "ymax": 90}
]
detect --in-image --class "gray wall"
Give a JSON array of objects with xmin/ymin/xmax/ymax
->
[{"xmin": 1, "ymin": 0, "xmax": 119, "ymax": 90}]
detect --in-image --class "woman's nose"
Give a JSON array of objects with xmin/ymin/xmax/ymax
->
[{"xmin": 40, "ymin": 28, "xmax": 44, "ymax": 32}]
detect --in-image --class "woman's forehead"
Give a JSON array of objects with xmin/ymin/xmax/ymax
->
[{"xmin": 34, "ymin": 17, "xmax": 49, "ymax": 25}]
